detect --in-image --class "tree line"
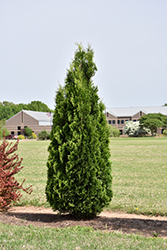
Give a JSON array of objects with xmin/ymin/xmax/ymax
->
[{"xmin": 0, "ymin": 101, "xmax": 52, "ymax": 122}]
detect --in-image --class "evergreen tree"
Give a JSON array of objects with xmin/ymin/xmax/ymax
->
[{"xmin": 46, "ymin": 44, "xmax": 112, "ymax": 218}]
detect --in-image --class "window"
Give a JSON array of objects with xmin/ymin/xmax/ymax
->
[
  {"xmin": 140, "ymin": 111, "xmax": 142, "ymax": 116},
  {"xmin": 117, "ymin": 120, "xmax": 120, "ymax": 124},
  {"xmin": 106, "ymin": 112, "xmax": 108, "ymax": 117},
  {"xmin": 108, "ymin": 120, "xmax": 111, "ymax": 124},
  {"xmin": 133, "ymin": 120, "xmax": 136, "ymax": 122},
  {"xmin": 121, "ymin": 120, "xmax": 124, "ymax": 124},
  {"xmin": 18, "ymin": 126, "xmax": 21, "ymax": 130},
  {"xmin": 112, "ymin": 120, "xmax": 115, "ymax": 124}
]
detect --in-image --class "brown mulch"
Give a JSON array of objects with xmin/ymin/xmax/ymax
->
[{"xmin": 0, "ymin": 206, "xmax": 167, "ymax": 238}]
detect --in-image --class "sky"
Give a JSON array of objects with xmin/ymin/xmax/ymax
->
[{"xmin": 0, "ymin": 0, "xmax": 167, "ymax": 110}]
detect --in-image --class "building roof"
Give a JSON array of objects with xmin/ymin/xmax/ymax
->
[
  {"xmin": 6, "ymin": 110, "xmax": 53, "ymax": 125},
  {"xmin": 106, "ymin": 106, "xmax": 167, "ymax": 117}
]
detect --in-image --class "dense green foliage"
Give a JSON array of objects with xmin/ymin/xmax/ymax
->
[
  {"xmin": 0, "ymin": 127, "xmax": 9, "ymax": 138},
  {"xmin": 163, "ymin": 129, "xmax": 167, "ymax": 135},
  {"xmin": 24, "ymin": 127, "xmax": 33, "ymax": 137},
  {"xmin": 139, "ymin": 113, "xmax": 167, "ymax": 136},
  {"xmin": 38, "ymin": 130, "xmax": 50, "ymax": 140},
  {"xmin": 107, "ymin": 124, "xmax": 121, "ymax": 137},
  {"xmin": 46, "ymin": 44, "xmax": 112, "ymax": 218},
  {"xmin": 0, "ymin": 100, "xmax": 52, "ymax": 121}
]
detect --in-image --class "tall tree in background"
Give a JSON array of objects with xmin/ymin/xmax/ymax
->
[
  {"xmin": 46, "ymin": 44, "xmax": 112, "ymax": 218},
  {"xmin": 139, "ymin": 113, "xmax": 167, "ymax": 136}
]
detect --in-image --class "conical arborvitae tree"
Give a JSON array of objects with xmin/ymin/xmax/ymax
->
[{"xmin": 46, "ymin": 44, "xmax": 112, "ymax": 218}]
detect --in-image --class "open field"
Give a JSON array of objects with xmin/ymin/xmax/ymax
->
[
  {"xmin": 0, "ymin": 222, "xmax": 167, "ymax": 250},
  {"xmin": 1, "ymin": 137, "xmax": 167, "ymax": 249},
  {"xmin": 15, "ymin": 137, "xmax": 167, "ymax": 216}
]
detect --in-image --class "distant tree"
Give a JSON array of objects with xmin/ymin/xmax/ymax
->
[
  {"xmin": 0, "ymin": 100, "xmax": 52, "ymax": 122},
  {"xmin": 27, "ymin": 101, "xmax": 51, "ymax": 112},
  {"xmin": 139, "ymin": 113, "xmax": 167, "ymax": 136},
  {"xmin": 38, "ymin": 130, "xmax": 50, "ymax": 140},
  {"xmin": 124, "ymin": 121, "xmax": 151, "ymax": 137},
  {"xmin": 46, "ymin": 44, "xmax": 112, "ymax": 218}
]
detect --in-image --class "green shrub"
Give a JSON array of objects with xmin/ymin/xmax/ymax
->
[
  {"xmin": 18, "ymin": 135, "xmax": 25, "ymax": 140},
  {"xmin": 107, "ymin": 125, "xmax": 121, "ymax": 137},
  {"xmin": 46, "ymin": 44, "xmax": 112, "ymax": 219},
  {"xmin": 24, "ymin": 127, "xmax": 33, "ymax": 137},
  {"xmin": 0, "ymin": 127, "xmax": 9, "ymax": 138},
  {"xmin": 163, "ymin": 129, "xmax": 167, "ymax": 136},
  {"xmin": 38, "ymin": 130, "xmax": 50, "ymax": 140}
]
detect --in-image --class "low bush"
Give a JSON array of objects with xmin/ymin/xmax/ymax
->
[
  {"xmin": 0, "ymin": 127, "xmax": 9, "ymax": 138},
  {"xmin": 31, "ymin": 132, "xmax": 37, "ymax": 139},
  {"xmin": 163, "ymin": 129, "xmax": 167, "ymax": 136},
  {"xmin": 107, "ymin": 125, "xmax": 121, "ymax": 137},
  {"xmin": 0, "ymin": 136, "xmax": 32, "ymax": 210},
  {"xmin": 24, "ymin": 127, "xmax": 33, "ymax": 137},
  {"xmin": 38, "ymin": 130, "xmax": 50, "ymax": 140},
  {"xmin": 18, "ymin": 135, "xmax": 25, "ymax": 140}
]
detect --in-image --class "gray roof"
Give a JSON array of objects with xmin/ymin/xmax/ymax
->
[
  {"xmin": 23, "ymin": 110, "xmax": 53, "ymax": 125},
  {"xmin": 106, "ymin": 106, "xmax": 167, "ymax": 117}
]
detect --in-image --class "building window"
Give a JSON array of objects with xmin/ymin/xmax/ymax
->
[
  {"xmin": 133, "ymin": 120, "xmax": 136, "ymax": 122},
  {"xmin": 121, "ymin": 120, "xmax": 124, "ymax": 124},
  {"xmin": 22, "ymin": 111, "xmax": 23, "ymax": 123},
  {"xmin": 18, "ymin": 126, "xmax": 21, "ymax": 130},
  {"xmin": 108, "ymin": 120, "xmax": 111, "ymax": 124},
  {"xmin": 112, "ymin": 120, "xmax": 115, "ymax": 124},
  {"xmin": 106, "ymin": 112, "xmax": 108, "ymax": 117},
  {"xmin": 140, "ymin": 111, "xmax": 142, "ymax": 116},
  {"xmin": 18, "ymin": 131, "xmax": 21, "ymax": 135},
  {"xmin": 125, "ymin": 120, "xmax": 128, "ymax": 122},
  {"xmin": 117, "ymin": 120, "xmax": 120, "ymax": 124},
  {"xmin": 119, "ymin": 130, "xmax": 123, "ymax": 135}
]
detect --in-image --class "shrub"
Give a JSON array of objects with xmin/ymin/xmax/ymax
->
[
  {"xmin": 0, "ymin": 127, "xmax": 9, "ymax": 138},
  {"xmin": 18, "ymin": 135, "xmax": 25, "ymax": 140},
  {"xmin": 163, "ymin": 129, "xmax": 167, "ymax": 136},
  {"xmin": 46, "ymin": 44, "xmax": 112, "ymax": 218},
  {"xmin": 0, "ymin": 136, "xmax": 32, "ymax": 210},
  {"xmin": 107, "ymin": 125, "xmax": 121, "ymax": 137},
  {"xmin": 38, "ymin": 130, "xmax": 50, "ymax": 140},
  {"xmin": 24, "ymin": 127, "xmax": 33, "ymax": 137},
  {"xmin": 31, "ymin": 132, "xmax": 37, "ymax": 139}
]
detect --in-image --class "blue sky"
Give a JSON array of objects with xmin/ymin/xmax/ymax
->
[{"xmin": 0, "ymin": 0, "xmax": 167, "ymax": 109}]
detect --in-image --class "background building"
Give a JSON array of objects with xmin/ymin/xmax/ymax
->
[
  {"xmin": 6, "ymin": 110, "xmax": 53, "ymax": 136},
  {"xmin": 105, "ymin": 106, "xmax": 167, "ymax": 135}
]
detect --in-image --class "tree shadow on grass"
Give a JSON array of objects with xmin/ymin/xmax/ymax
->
[{"xmin": 2, "ymin": 211, "xmax": 167, "ymax": 238}]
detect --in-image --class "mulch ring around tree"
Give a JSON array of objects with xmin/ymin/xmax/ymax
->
[{"xmin": 0, "ymin": 206, "xmax": 167, "ymax": 239}]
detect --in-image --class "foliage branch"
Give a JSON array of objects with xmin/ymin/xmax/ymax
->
[{"xmin": 0, "ymin": 135, "xmax": 32, "ymax": 210}]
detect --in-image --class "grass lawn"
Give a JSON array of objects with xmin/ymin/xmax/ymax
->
[
  {"xmin": 1, "ymin": 137, "xmax": 167, "ymax": 249},
  {"xmin": 15, "ymin": 137, "xmax": 167, "ymax": 217},
  {"xmin": 0, "ymin": 223, "xmax": 167, "ymax": 250}
]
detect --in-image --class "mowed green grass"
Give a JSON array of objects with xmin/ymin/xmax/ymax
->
[
  {"xmin": 0, "ymin": 223, "xmax": 167, "ymax": 250},
  {"xmin": 14, "ymin": 137, "xmax": 167, "ymax": 216},
  {"xmin": 1, "ymin": 138, "xmax": 167, "ymax": 249}
]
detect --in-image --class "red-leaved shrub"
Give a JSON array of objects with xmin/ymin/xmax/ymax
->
[{"xmin": 0, "ymin": 135, "xmax": 32, "ymax": 210}]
